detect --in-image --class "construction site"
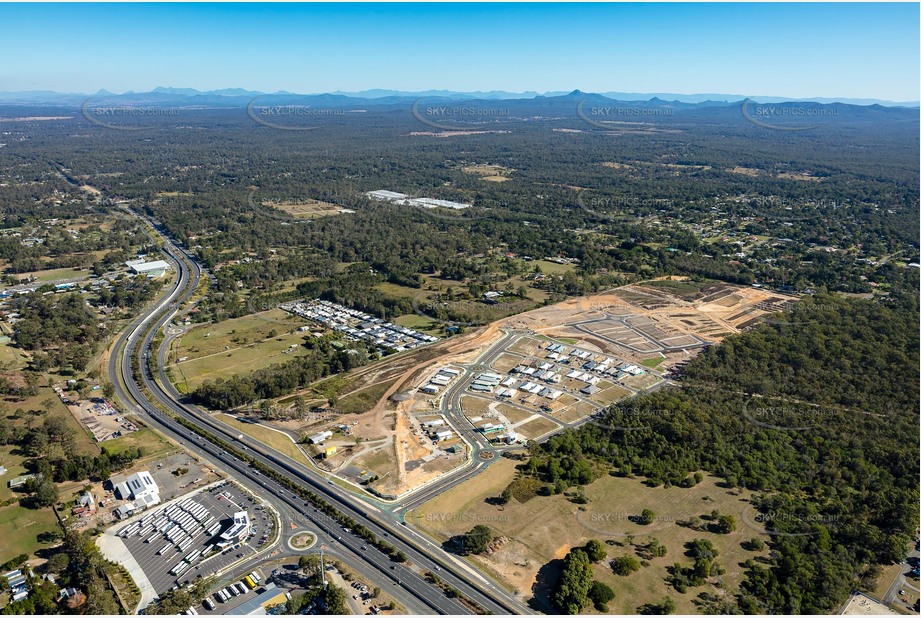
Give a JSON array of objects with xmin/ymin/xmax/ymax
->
[{"xmin": 241, "ymin": 278, "xmax": 798, "ymax": 500}]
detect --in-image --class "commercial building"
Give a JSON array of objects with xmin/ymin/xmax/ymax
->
[
  {"xmin": 218, "ymin": 511, "xmax": 251, "ymax": 547},
  {"xmin": 365, "ymin": 190, "xmax": 471, "ymax": 210},
  {"xmin": 113, "ymin": 470, "xmax": 160, "ymax": 507},
  {"xmin": 366, "ymin": 190, "xmax": 408, "ymax": 201},
  {"xmin": 127, "ymin": 259, "xmax": 170, "ymax": 277}
]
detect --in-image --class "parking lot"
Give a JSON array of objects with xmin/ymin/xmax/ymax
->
[
  {"xmin": 195, "ymin": 568, "xmax": 275, "ymax": 616},
  {"xmin": 113, "ymin": 482, "xmax": 275, "ymax": 594},
  {"xmin": 147, "ymin": 453, "xmax": 222, "ymax": 501}
]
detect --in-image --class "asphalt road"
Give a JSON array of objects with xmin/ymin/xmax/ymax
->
[
  {"xmin": 883, "ymin": 540, "xmax": 921, "ymax": 609},
  {"xmin": 108, "ymin": 210, "xmax": 528, "ymax": 615}
]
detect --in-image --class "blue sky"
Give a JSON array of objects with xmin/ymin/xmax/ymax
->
[{"xmin": 1, "ymin": 3, "xmax": 918, "ymax": 100}]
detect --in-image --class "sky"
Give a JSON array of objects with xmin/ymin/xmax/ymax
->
[{"xmin": 1, "ymin": 2, "xmax": 919, "ymax": 101}]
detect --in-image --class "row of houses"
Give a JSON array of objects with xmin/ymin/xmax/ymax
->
[
  {"xmin": 420, "ymin": 367, "xmax": 461, "ymax": 395},
  {"xmin": 283, "ymin": 299, "xmax": 437, "ymax": 353},
  {"xmin": 543, "ymin": 342, "xmax": 646, "ymax": 380},
  {"xmin": 4, "ymin": 568, "xmax": 29, "ymax": 603},
  {"xmin": 469, "ymin": 372, "xmax": 504, "ymax": 392}
]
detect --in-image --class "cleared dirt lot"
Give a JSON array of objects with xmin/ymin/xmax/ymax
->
[{"xmin": 264, "ymin": 198, "xmax": 348, "ymax": 218}]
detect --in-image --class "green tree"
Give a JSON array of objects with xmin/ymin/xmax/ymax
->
[
  {"xmin": 588, "ymin": 580, "xmax": 615, "ymax": 611},
  {"xmin": 322, "ymin": 583, "xmax": 348, "ymax": 615},
  {"xmin": 716, "ymin": 514, "xmax": 736, "ymax": 534},
  {"xmin": 552, "ymin": 549, "xmax": 594, "ymax": 614},
  {"xmin": 584, "ymin": 539, "xmax": 607, "ymax": 563},
  {"xmin": 461, "ymin": 525, "xmax": 493, "ymax": 555},
  {"xmin": 610, "ymin": 555, "xmax": 642, "ymax": 576}
]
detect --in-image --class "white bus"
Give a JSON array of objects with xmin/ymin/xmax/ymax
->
[{"xmin": 169, "ymin": 561, "xmax": 189, "ymax": 576}]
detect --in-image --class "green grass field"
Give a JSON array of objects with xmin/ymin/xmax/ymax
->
[
  {"xmin": 392, "ymin": 313, "xmax": 442, "ymax": 333},
  {"xmin": 13, "ymin": 387, "xmax": 100, "ymax": 457},
  {"xmin": 375, "ymin": 270, "xmax": 548, "ymax": 325},
  {"xmin": 102, "ymin": 428, "xmax": 174, "ymax": 460},
  {"xmin": 0, "ymin": 337, "xmax": 28, "ymax": 369},
  {"xmin": 0, "ymin": 266, "xmax": 90, "ymax": 288},
  {"xmin": 170, "ymin": 309, "xmax": 313, "ymax": 391},
  {"xmin": 640, "ymin": 357, "xmax": 666, "ymax": 368},
  {"xmin": 515, "ymin": 416, "xmax": 561, "ymax": 439},
  {"xmin": 0, "ymin": 447, "xmax": 29, "ymax": 503},
  {"xmin": 353, "ymin": 445, "xmax": 396, "ymax": 477},
  {"xmin": 0, "ymin": 503, "xmax": 60, "ymax": 566},
  {"xmin": 335, "ymin": 379, "xmax": 397, "ymax": 415},
  {"xmin": 173, "ymin": 309, "xmax": 307, "ymax": 359},
  {"xmin": 173, "ymin": 332, "xmax": 310, "ymax": 391},
  {"xmin": 534, "ymin": 259, "xmax": 577, "ymax": 275}
]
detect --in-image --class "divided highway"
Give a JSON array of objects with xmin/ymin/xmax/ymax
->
[{"xmin": 107, "ymin": 211, "xmax": 530, "ymax": 615}]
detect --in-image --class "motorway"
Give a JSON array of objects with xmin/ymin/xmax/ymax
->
[{"xmin": 106, "ymin": 209, "xmax": 530, "ymax": 615}]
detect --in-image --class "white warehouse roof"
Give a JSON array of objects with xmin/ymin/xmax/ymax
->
[{"xmin": 130, "ymin": 260, "xmax": 170, "ymax": 274}]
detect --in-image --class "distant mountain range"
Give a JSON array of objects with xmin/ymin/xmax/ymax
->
[{"xmin": 0, "ymin": 87, "xmax": 916, "ymax": 108}]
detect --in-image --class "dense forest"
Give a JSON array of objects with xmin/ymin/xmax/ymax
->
[
  {"xmin": 517, "ymin": 292, "xmax": 919, "ymax": 613},
  {"xmin": 1, "ymin": 98, "xmax": 917, "ymax": 320},
  {"xmin": 9, "ymin": 293, "xmax": 101, "ymax": 371}
]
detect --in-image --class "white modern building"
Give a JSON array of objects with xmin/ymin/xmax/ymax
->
[
  {"xmin": 113, "ymin": 470, "xmax": 160, "ymax": 508},
  {"xmin": 218, "ymin": 511, "xmax": 251, "ymax": 546},
  {"xmin": 366, "ymin": 190, "xmax": 409, "ymax": 201},
  {"xmin": 127, "ymin": 260, "xmax": 170, "ymax": 277}
]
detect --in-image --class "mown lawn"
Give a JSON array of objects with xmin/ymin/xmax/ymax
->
[{"xmin": 0, "ymin": 504, "xmax": 60, "ymax": 565}]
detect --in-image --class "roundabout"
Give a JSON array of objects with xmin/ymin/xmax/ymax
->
[{"xmin": 287, "ymin": 530, "xmax": 318, "ymax": 552}]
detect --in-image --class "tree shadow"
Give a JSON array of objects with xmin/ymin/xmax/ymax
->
[
  {"xmin": 529, "ymin": 558, "xmax": 562, "ymax": 613},
  {"xmin": 442, "ymin": 535, "xmax": 467, "ymax": 556},
  {"xmin": 33, "ymin": 547, "xmax": 60, "ymax": 561}
]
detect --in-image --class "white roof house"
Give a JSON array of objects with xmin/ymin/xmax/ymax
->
[{"xmin": 308, "ymin": 430, "xmax": 334, "ymax": 445}]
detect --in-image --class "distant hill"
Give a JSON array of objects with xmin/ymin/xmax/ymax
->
[{"xmin": 0, "ymin": 87, "xmax": 916, "ymax": 108}]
